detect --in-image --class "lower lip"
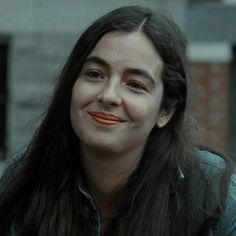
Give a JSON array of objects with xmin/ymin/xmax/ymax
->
[{"xmin": 90, "ymin": 115, "xmax": 121, "ymax": 125}]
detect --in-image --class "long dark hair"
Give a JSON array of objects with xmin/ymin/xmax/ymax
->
[{"xmin": 0, "ymin": 5, "xmax": 232, "ymax": 236}]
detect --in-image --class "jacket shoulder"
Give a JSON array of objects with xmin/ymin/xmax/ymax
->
[
  {"xmin": 194, "ymin": 149, "xmax": 228, "ymax": 185},
  {"xmin": 213, "ymin": 173, "xmax": 236, "ymax": 236},
  {"xmin": 197, "ymin": 149, "xmax": 227, "ymax": 172},
  {"xmin": 0, "ymin": 147, "xmax": 28, "ymax": 196},
  {"xmin": 195, "ymin": 149, "xmax": 236, "ymax": 235}
]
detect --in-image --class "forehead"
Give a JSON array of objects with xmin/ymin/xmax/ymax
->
[{"xmin": 85, "ymin": 31, "xmax": 163, "ymax": 74}]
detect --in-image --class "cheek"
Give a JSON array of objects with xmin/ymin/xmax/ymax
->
[
  {"xmin": 71, "ymin": 80, "xmax": 95, "ymax": 109},
  {"xmin": 124, "ymin": 86, "xmax": 163, "ymax": 122},
  {"xmin": 125, "ymin": 99, "xmax": 161, "ymax": 126}
]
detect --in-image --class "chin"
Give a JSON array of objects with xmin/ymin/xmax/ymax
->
[{"xmin": 83, "ymin": 140, "xmax": 123, "ymax": 154}]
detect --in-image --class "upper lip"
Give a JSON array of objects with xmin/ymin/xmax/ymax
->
[{"xmin": 88, "ymin": 111, "xmax": 125, "ymax": 122}]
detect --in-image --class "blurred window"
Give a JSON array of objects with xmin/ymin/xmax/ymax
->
[
  {"xmin": 189, "ymin": 0, "xmax": 236, "ymax": 5},
  {"xmin": 224, "ymin": 0, "xmax": 236, "ymax": 4},
  {"xmin": 188, "ymin": 0, "xmax": 222, "ymax": 3}
]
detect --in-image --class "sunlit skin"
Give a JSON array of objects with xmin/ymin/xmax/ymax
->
[{"xmin": 70, "ymin": 31, "xmax": 174, "ymax": 230}]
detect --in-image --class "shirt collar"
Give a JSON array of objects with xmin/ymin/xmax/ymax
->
[
  {"xmin": 75, "ymin": 165, "xmax": 185, "ymax": 201},
  {"xmin": 177, "ymin": 165, "xmax": 185, "ymax": 183}
]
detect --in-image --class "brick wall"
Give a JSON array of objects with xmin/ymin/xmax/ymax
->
[{"xmin": 190, "ymin": 63, "xmax": 229, "ymax": 154}]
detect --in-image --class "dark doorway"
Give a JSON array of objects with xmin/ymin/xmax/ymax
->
[
  {"xmin": 229, "ymin": 45, "xmax": 236, "ymax": 158},
  {"xmin": 0, "ymin": 38, "xmax": 9, "ymax": 160}
]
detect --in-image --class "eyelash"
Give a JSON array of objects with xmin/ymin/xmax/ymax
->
[
  {"xmin": 85, "ymin": 70, "xmax": 104, "ymax": 80},
  {"xmin": 84, "ymin": 70, "xmax": 147, "ymax": 92},
  {"xmin": 126, "ymin": 80, "xmax": 147, "ymax": 91}
]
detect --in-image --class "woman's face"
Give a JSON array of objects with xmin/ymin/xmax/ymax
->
[{"xmin": 70, "ymin": 31, "xmax": 172, "ymax": 154}]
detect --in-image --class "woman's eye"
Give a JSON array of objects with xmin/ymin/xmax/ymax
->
[
  {"xmin": 86, "ymin": 70, "xmax": 104, "ymax": 80},
  {"xmin": 126, "ymin": 80, "xmax": 147, "ymax": 91}
]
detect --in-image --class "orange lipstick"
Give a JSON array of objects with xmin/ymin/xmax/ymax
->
[{"xmin": 88, "ymin": 112, "xmax": 124, "ymax": 125}]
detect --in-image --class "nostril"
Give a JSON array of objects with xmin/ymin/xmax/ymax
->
[{"xmin": 97, "ymin": 90, "xmax": 122, "ymax": 106}]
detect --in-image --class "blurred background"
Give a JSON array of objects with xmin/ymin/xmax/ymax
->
[{"xmin": 0, "ymin": 0, "xmax": 236, "ymax": 174}]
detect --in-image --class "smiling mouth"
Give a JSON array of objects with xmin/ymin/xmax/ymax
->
[{"xmin": 88, "ymin": 112, "xmax": 124, "ymax": 125}]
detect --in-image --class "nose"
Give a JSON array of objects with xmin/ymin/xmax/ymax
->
[{"xmin": 97, "ymin": 80, "xmax": 122, "ymax": 107}]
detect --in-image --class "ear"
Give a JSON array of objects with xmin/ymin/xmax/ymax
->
[{"xmin": 156, "ymin": 109, "xmax": 175, "ymax": 128}]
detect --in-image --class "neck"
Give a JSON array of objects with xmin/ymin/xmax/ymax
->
[{"xmin": 80, "ymin": 145, "xmax": 143, "ymax": 211}]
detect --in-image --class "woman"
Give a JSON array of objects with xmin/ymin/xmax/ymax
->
[{"xmin": 0, "ymin": 5, "xmax": 235, "ymax": 236}]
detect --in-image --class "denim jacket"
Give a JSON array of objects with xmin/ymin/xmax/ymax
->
[{"xmin": 0, "ymin": 148, "xmax": 236, "ymax": 236}]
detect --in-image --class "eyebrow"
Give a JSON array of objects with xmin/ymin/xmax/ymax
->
[
  {"xmin": 84, "ymin": 56, "xmax": 156, "ymax": 85},
  {"xmin": 84, "ymin": 56, "xmax": 111, "ymax": 70},
  {"xmin": 124, "ymin": 68, "xmax": 156, "ymax": 85}
]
